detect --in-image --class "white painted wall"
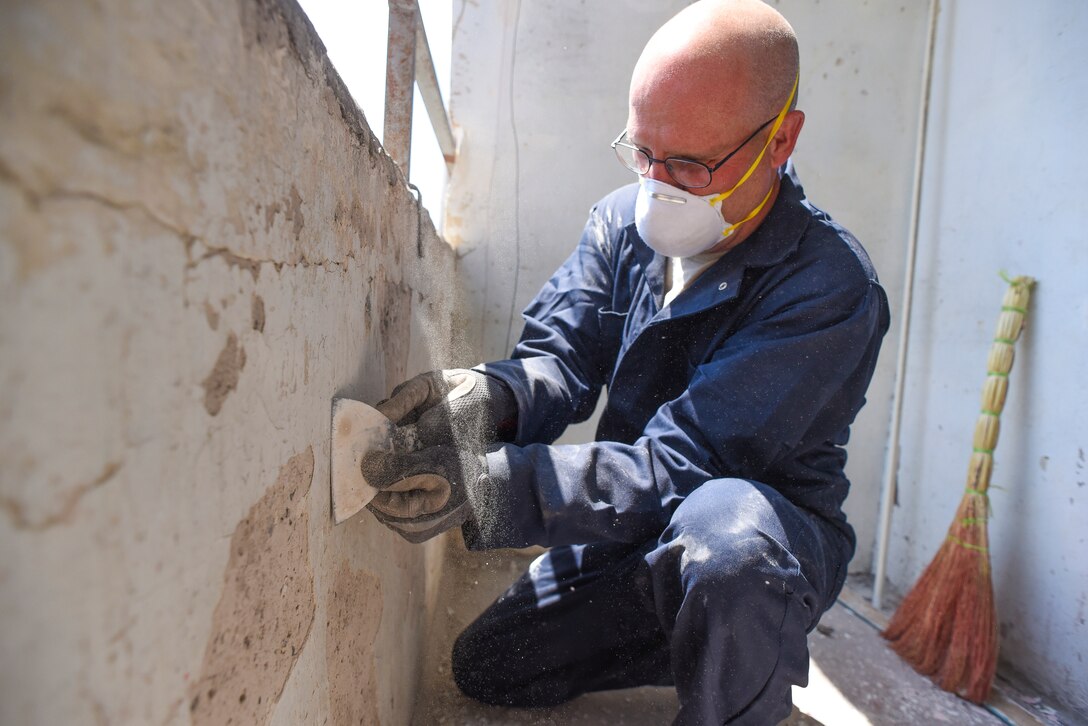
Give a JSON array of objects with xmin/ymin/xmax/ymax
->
[
  {"xmin": 445, "ymin": 0, "xmax": 692, "ymax": 443},
  {"xmin": 888, "ymin": 1, "xmax": 1088, "ymax": 713},
  {"xmin": 445, "ymin": 0, "xmax": 927, "ymax": 568},
  {"xmin": 446, "ymin": 1, "xmax": 683, "ymax": 366}
]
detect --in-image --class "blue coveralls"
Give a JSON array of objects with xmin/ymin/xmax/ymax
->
[{"xmin": 453, "ymin": 165, "xmax": 890, "ymax": 725}]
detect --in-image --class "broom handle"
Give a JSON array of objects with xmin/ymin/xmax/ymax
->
[{"xmin": 966, "ymin": 276, "xmax": 1034, "ymax": 495}]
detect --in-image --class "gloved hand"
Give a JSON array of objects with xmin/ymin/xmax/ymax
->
[
  {"xmin": 361, "ymin": 444, "xmax": 491, "ymax": 543},
  {"xmin": 376, "ymin": 369, "xmax": 517, "ymax": 452}
]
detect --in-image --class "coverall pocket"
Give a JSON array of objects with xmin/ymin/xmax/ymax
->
[
  {"xmin": 597, "ymin": 308, "xmax": 629, "ymax": 337},
  {"xmin": 597, "ymin": 308, "xmax": 629, "ymax": 373}
]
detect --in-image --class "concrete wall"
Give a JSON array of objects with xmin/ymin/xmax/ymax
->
[
  {"xmin": 887, "ymin": 1, "xmax": 1088, "ymax": 714},
  {"xmin": 445, "ymin": 0, "xmax": 927, "ymax": 565},
  {"xmin": 0, "ymin": 0, "xmax": 463, "ymax": 723}
]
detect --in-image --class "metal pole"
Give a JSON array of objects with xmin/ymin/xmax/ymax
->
[
  {"xmin": 384, "ymin": 0, "xmax": 417, "ymax": 173},
  {"xmin": 872, "ymin": 0, "xmax": 940, "ymax": 610}
]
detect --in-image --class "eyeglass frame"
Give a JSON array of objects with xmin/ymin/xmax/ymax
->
[{"xmin": 611, "ymin": 114, "xmax": 779, "ymax": 189}]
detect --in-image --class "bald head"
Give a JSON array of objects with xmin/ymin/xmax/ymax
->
[{"xmin": 631, "ymin": 0, "xmax": 799, "ymax": 131}]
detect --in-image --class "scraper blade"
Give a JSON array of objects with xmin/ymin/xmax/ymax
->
[{"xmin": 330, "ymin": 398, "xmax": 395, "ymax": 524}]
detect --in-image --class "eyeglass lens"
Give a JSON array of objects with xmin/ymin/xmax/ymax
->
[{"xmin": 612, "ymin": 142, "xmax": 712, "ymax": 188}]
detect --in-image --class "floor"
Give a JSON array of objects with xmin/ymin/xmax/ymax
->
[{"xmin": 412, "ymin": 536, "xmax": 1065, "ymax": 726}]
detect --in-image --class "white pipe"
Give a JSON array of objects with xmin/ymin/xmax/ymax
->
[{"xmin": 872, "ymin": 0, "xmax": 941, "ymax": 610}]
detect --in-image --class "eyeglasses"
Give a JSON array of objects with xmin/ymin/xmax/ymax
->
[{"xmin": 611, "ymin": 115, "xmax": 778, "ymax": 189}]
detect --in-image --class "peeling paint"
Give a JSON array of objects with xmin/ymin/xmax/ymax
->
[
  {"xmin": 189, "ymin": 447, "xmax": 316, "ymax": 726},
  {"xmin": 264, "ymin": 200, "xmax": 282, "ymax": 233},
  {"xmin": 286, "ymin": 184, "xmax": 305, "ymax": 241},
  {"xmin": 202, "ymin": 332, "xmax": 246, "ymax": 416},
  {"xmin": 251, "ymin": 294, "xmax": 265, "ymax": 333},
  {"xmin": 204, "ymin": 300, "xmax": 220, "ymax": 331}
]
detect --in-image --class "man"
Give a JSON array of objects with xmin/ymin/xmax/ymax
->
[{"xmin": 363, "ymin": 1, "xmax": 889, "ymax": 723}]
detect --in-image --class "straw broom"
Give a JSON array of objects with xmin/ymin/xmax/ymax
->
[{"xmin": 882, "ymin": 274, "xmax": 1035, "ymax": 704}]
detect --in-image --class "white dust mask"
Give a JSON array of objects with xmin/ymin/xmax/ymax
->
[{"xmin": 635, "ymin": 178, "xmax": 738, "ymax": 258}]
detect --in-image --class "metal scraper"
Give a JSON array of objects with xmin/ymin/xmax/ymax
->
[{"xmin": 330, "ymin": 397, "xmax": 395, "ymax": 524}]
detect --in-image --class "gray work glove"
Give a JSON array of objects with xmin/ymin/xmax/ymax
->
[
  {"xmin": 361, "ymin": 445, "xmax": 492, "ymax": 543},
  {"xmin": 376, "ymin": 368, "xmax": 517, "ymax": 452}
]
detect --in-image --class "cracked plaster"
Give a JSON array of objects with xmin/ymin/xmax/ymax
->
[{"xmin": 0, "ymin": 0, "xmax": 465, "ymax": 723}]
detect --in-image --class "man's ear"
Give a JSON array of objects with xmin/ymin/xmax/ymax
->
[{"xmin": 769, "ymin": 110, "xmax": 805, "ymax": 167}]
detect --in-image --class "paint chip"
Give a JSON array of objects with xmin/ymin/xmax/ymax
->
[
  {"xmin": 202, "ymin": 332, "xmax": 246, "ymax": 416},
  {"xmin": 251, "ymin": 294, "xmax": 265, "ymax": 333},
  {"xmin": 204, "ymin": 300, "xmax": 220, "ymax": 331}
]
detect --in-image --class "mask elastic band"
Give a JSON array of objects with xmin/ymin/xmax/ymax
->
[
  {"xmin": 709, "ymin": 73, "xmax": 799, "ymax": 208},
  {"xmin": 721, "ymin": 183, "xmax": 776, "ymax": 238}
]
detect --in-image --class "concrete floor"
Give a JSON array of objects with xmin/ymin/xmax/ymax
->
[{"xmin": 412, "ymin": 536, "xmax": 1059, "ymax": 726}]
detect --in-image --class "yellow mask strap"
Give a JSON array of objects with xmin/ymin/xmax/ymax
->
[
  {"xmin": 721, "ymin": 183, "xmax": 776, "ymax": 239},
  {"xmin": 708, "ymin": 73, "xmax": 799, "ymax": 208}
]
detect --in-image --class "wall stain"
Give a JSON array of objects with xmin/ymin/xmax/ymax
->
[
  {"xmin": 349, "ymin": 195, "xmax": 368, "ymax": 242},
  {"xmin": 286, "ymin": 184, "xmax": 305, "ymax": 241},
  {"xmin": 251, "ymin": 294, "xmax": 265, "ymax": 333},
  {"xmin": 260, "ymin": 186, "xmax": 303, "ymax": 242},
  {"xmin": 303, "ymin": 339, "xmax": 310, "ymax": 386},
  {"xmin": 0, "ymin": 460, "xmax": 123, "ymax": 531},
  {"xmin": 363, "ymin": 285, "xmax": 373, "ymax": 333},
  {"xmin": 202, "ymin": 332, "xmax": 246, "ymax": 416},
  {"xmin": 264, "ymin": 200, "xmax": 282, "ymax": 233},
  {"xmin": 331, "ymin": 194, "xmax": 369, "ymax": 258},
  {"xmin": 204, "ymin": 300, "xmax": 220, "ymax": 331},
  {"xmin": 326, "ymin": 562, "xmax": 383, "ymax": 726},
  {"xmin": 46, "ymin": 98, "xmax": 186, "ymax": 161},
  {"xmin": 380, "ymin": 276, "xmax": 412, "ymax": 393},
  {"xmin": 189, "ymin": 447, "xmax": 316, "ymax": 726}
]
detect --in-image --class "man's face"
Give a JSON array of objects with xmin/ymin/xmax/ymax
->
[{"xmin": 625, "ymin": 57, "xmax": 800, "ymax": 224}]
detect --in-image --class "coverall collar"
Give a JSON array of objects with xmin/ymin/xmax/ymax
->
[{"xmin": 630, "ymin": 161, "xmax": 812, "ymax": 319}]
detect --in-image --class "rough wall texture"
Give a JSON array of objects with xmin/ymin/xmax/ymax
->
[{"xmin": 0, "ymin": 0, "xmax": 463, "ymax": 723}]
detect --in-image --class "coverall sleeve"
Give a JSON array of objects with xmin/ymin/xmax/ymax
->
[
  {"xmin": 480, "ymin": 205, "xmax": 619, "ymax": 444},
  {"xmin": 468, "ymin": 274, "xmax": 889, "ymax": 551}
]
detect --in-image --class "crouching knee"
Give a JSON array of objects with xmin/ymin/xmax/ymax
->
[{"xmin": 661, "ymin": 479, "xmax": 812, "ymax": 603}]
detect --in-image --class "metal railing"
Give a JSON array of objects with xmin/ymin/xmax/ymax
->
[{"xmin": 384, "ymin": 0, "xmax": 456, "ymax": 176}]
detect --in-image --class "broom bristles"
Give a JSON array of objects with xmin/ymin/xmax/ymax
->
[{"xmin": 883, "ymin": 493, "xmax": 998, "ymax": 703}]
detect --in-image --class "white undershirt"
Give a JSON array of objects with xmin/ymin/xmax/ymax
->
[{"xmin": 663, "ymin": 250, "xmax": 728, "ymax": 307}]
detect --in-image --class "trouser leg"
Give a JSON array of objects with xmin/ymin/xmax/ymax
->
[
  {"xmin": 453, "ymin": 478, "xmax": 849, "ymax": 724},
  {"xmin": 646, "ymin": 477, "xmax": 847, "ymax": 725},
  {"xmin": 451, "ymin": 541, "xmax": 672, "ymax": 708}
]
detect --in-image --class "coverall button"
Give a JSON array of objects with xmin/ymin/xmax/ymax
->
[{"xmin": 718, "ymin": 281, "xmax": 728, "ymax": 291}]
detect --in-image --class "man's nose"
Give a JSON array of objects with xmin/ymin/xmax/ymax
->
[{"xmin": 644, "ymin": 159, "xmax": 673, "ymax": 184}]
